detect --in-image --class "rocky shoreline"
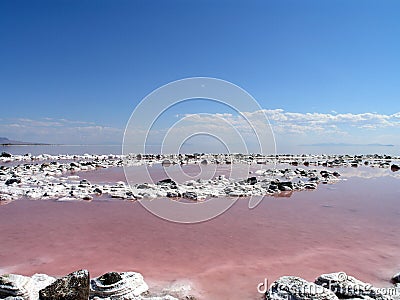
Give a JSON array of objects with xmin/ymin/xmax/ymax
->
[
  {"xmin": 1, "ymin": 269, "xmax": 399, "ymax": 300},
  {"xmin": 0, "ymin": 152, "xmax": 345, "ymax": 205},
  {"xmin": 266, "ymin": 271, "xmax": 400, "ymax": 300},
  {"xmin": 1, "ymin": 152, "xmax": 399, "ymax": 205},
  {"xmin": 0, "ymin": 270, "xmax": 194, "ymax": 300}
]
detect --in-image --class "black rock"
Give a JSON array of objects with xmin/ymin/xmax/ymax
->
[
  {"xmin": 167, "ymin": 191, "xmax": 182, "ymax": 198},
  {"xmin": 269, "ymin": 184, "xmax": 278, "ymax": 191},
  {"xmin": 320, "ymin": 171, "xmax": 330, "ymax": 178},
  {"xmin": 391, "ymin": 164, "xmax": 400, "ymax": 172},
  {"xmin": 183, "ymin": 191, "xmax": 197, "ymax": 200},
  {"xmin": 98, "ymin": 272, "xmax": 122, "ymax": 285},
  {"xmin": 246, "ymin": 176, "xmax": 257, "ymax": 185},
  {"xmin": 391, "ymin": 272, "xmax": 400, "ymax": 284},
  {"xmin": 5, "ymin": 178, "xmax": 21, "ymax": 185},
  {"xmin": 157, "ymin": 178, "xmax": 176, "ymax": 185},
  {"xmin": 93, "ymin": 188, "xmax": 103, "ymax": 194},
  {"xmin": 278, "ymin": 181, "xmax": 293, "ymax": 191},
  {"xmin": 0, "ymin": 152, "xmax": 12, "ymax": 158},
  {"xmin": 79, "ymin": 179, "xmax": 90, "ymax": 185},
  {"xmin": 39, "ymin": 269, "xmax": 89, "ymax": 300}
]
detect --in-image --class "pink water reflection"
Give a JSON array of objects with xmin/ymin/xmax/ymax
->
[{"xmin": 0, "ymin": 172, "xmax": 400, "ymax": 299}]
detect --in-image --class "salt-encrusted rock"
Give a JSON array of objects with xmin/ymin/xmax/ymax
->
[
  {"xmin": 315, "ymin": 272, "xmax": 396, "ymax": 300},
  {"xmin": 90, "ymin": 271, "xmax": 149, "ymax": 299},
  {"xmin": 39, "ymin": 269, "xmax": 89, "ymax": 300},
  {"xmin": 182, "ymin": 192, "xmax": 197, "ymax": 201},
  {"xmin": 315, "ymin": 272, "xmax": 372, "ymax": 298},
  {"xmin": 0, "ymin": 273, "xmax": 55, "ymax": 300},
  {"xmin": 156, "ymin": 179, "xmax": 176, "ymax": 186},
  {"xmin": 161, "ymin": 160, "xmax": 172, "ymax": 166},
  {"xmin": 266, "ymin": 276, "xmax": 338, "ymax": 300},
  {"xmin": 277, "ymin": 181, "xmax": 293, "ymax": 191},
  {"xmin": 392, "ymin": 272, "xmax": 400, "ymax": 284},
  {"xmin": 0, "ymin": 274, "xmax": 31, "ymax": 299}
]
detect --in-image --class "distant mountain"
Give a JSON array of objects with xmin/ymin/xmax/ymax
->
[
  {"xmin": 0, "ymin": 137, "xmax": 48, "ymax": 145},
  {"xmin": 300, "ymin": 142, "xmax": 395, "ymax": 147}
]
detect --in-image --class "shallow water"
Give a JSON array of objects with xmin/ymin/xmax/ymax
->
[{"xmin": 0, "ymin": 168, "xmax": 399, "ymax": 299}]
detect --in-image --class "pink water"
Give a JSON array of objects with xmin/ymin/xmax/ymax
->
[{"xmin": 1, "ymin": 168, "xmax": 400, "ymax": 299}]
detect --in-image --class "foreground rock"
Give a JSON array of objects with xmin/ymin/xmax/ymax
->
[
  {"xmin": 0, "ymin": 270, "xmax": 190, "ymax": 300},
  {"xmin": 39, "ymin": 269, "xmax": 89, "ymax": 300},
  {"xmin": 315, "ymin": 272, "xmax": 400, "ymax": 300},
  {"xmin": 392, "ymin": 272, "xmax": 400, "ymax": 284},
  {"xmin": 0, "ymin": 273, "xmax": 55, "ymax": 299},
  {"xmin": 266, "ymin": 276, "xmax": 339, "ymax": 300},
  {"xmin": 90, "ymin": 271, "xmax": 148, "ymax": 299}
]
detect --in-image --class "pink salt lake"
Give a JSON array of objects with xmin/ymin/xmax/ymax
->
[{"xmin": 0, "ymin": 164, "xmax": 400, "ymax": 299}]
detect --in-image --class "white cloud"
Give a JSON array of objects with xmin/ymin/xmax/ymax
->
[
  {"xmin": 0, "ymin": 118, "xmax": 123, "ymax": 144},
  {"xmin": 1, "ymin": 109, "xmax": 399, "ymax": 150}
]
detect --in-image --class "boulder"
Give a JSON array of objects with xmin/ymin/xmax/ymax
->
[
  {"xmin": 266, "ymin": 276, "xmax": 338, "ymax": 300},
  {"xmin": 391, "ymin": 164, "xmax": 400, "ymax": 172},
  {"xmin": 391, "ymin": 272, "xmax": 400, "ymax": 284},
  {"xmin": 156, "ymin": 179, "xmax": 176, "ymax": 186},
  {"xmin": 5, "ymin": 178, "xmax": 21, "ymax": 185},
  {"xmin": 0, "ymin": 152, "xmax": 12, "ymax": 158},
  {"xmin": 315, "ymin": 272, "xmax": 395, "ymax": 300},
  {"xmin": 39, "ymin": 269, "xmax": 89, "ymax": 300},
  {"xmin": 315, "ymin": 272, "xmax": 372, "ymax": 298},
  {"xmin": 0, "ymin": 273, "xmax": 55, "ymax": 300},
  {"xmin": 246, "ymin": 177, "xmax": 257, "ymax": 185},
  {"xmin": 182, "ymin": 192, "xmax": 197, "ymax": 201},
  {"xmin": 277, "ymin": 182, "xmax": 293, "ymax": 191},
  {"xmin": 0, "ymin": 274, "xmax": 31, "ymax": 299},
  {"xmin": 90, "ymin": 271, "xmax": 148, "ymax": 299}
]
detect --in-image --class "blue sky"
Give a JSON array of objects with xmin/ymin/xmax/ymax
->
[{"xmin": 0, "ymin": 0, "xmax": 399, "ymax": 152}]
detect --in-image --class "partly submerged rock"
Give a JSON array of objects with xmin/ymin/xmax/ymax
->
[
  {"xmin": 90, "ymin": 271, "xmax": 149, "ymax": 299},
  {"xmin": 391, "ymin": 164, "xmax": 400, "ymax": 172},
  {"xmin": 0, "ymin": 273, "xmax": 55, "ymax": 300},
  {"xmin": 39, "ymin": 269, "xmax": 89, "ymax": 300},
  {"xmin": 266, "ymin": 276, "xmax": 338, "ymax": 300}
]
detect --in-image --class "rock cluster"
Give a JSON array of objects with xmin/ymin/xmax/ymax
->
[
  {"xmin": 1, "ymin": 153, "xmax": 399, "ymax": 169},
  {"xmin": 266, "ymin": 272, "xmax": 400, "ymax": 300},
  {"xmin": 1, "ymin": 151, "xmax": 398, "ymax": 205},
  {"xmin": 0, "ymin": 156, "xmax": 341, "ymax": 204},
  {"xmin": 2, "ymin": 269, "xmax": 399, "ymax": 299},
  {"xmin": 0, "ymin": 270, "xmax": 192, "ymax": 300}
]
